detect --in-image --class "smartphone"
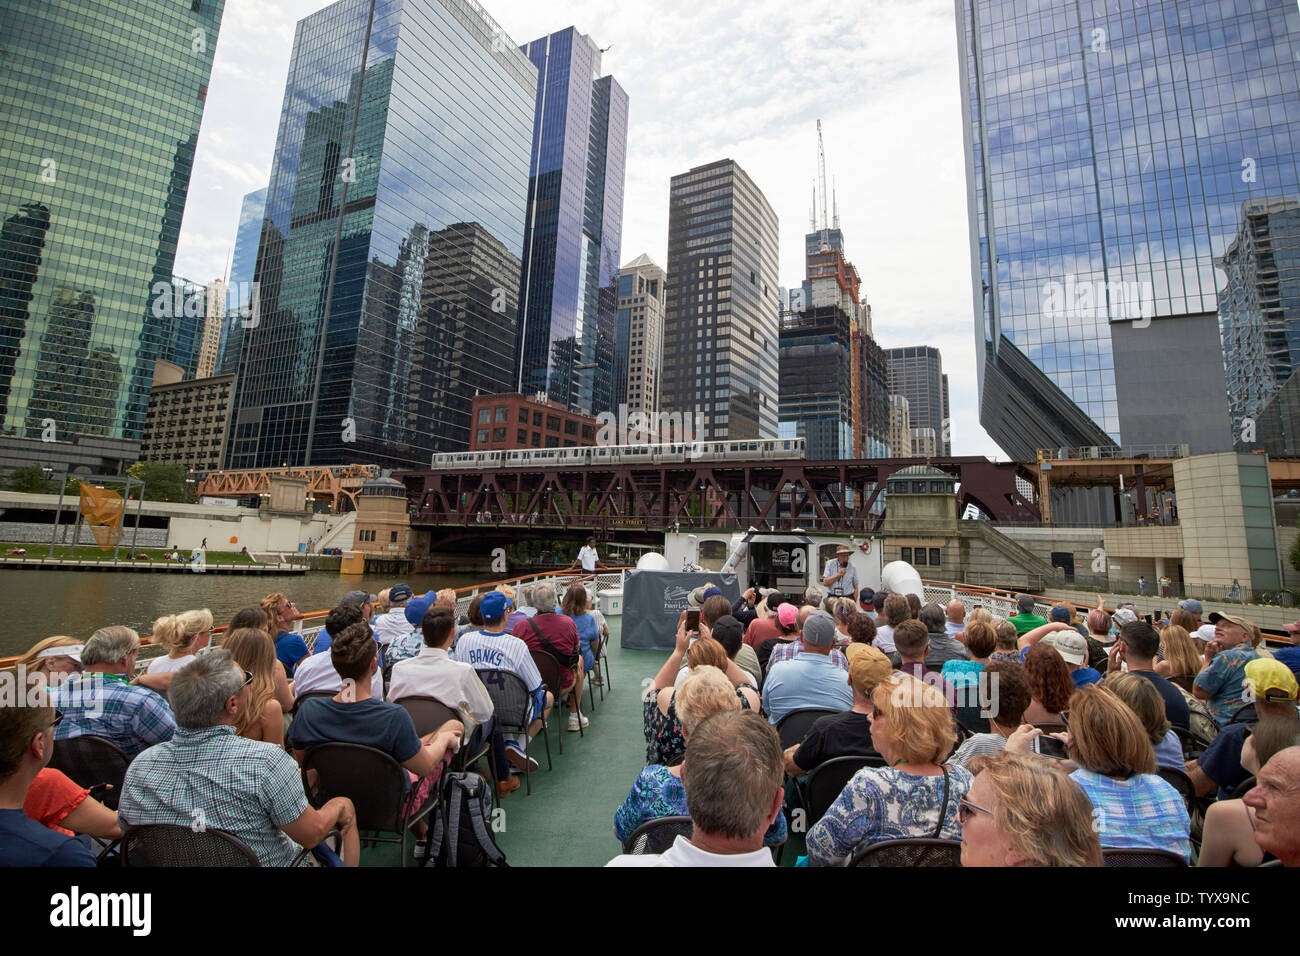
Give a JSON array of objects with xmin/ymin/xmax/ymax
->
[
  {"xmin": 686, "ymin": 609, "xmax": 700, "ymax": 631},
  {"xmin": 1033, "ymin": 735, "xmax": 1070, "ymax": 759},
  {"xmin": 1143, "ymin": 613, "xmax": 1153, "ymax": 625}
]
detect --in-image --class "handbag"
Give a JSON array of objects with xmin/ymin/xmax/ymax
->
[
  {"xmin": 527, "ymin": 617, "xmax": 580, "ymax": 670},
  {"xmin": 931, "ymin": 764, "xmax": 952, "ymax": 838}
]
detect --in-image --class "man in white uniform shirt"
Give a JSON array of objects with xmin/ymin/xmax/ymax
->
[{"xmin": 573, "ymin": 537, "xmax": 599, "ymax": 573}]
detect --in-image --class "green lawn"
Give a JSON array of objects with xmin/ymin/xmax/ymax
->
[{"xmin": 0, "ymin": 543, "xmax": 263, "ymax": 566}]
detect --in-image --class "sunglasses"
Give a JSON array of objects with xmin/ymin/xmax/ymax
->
[
  {"xmin": 958, "ymin": 798, "xmax": 992, "ymax": 824},
  {"xmin": 50, "ymin": 710, "xmax": 65, "ymax": 730}
]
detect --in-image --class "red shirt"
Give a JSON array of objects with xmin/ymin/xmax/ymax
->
[
  {"xmin": 514, "ymin": 613, "xmax": 581, "ymax": 681},
  {"xmin": 744, "ymin": 616, "xmax": 782, "ymax": 650},
  {"xmin": 24, "ymin": 768, "xmax": 89, "ymax": 836}
]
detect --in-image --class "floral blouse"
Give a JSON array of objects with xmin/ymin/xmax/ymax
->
[
  {"xmin": 614, "ymin": 764, "xmax": 787, "ymax": 847},
  {"xmin": 643, "ymin": 682, "xmax": 758, "ymax": 766}
]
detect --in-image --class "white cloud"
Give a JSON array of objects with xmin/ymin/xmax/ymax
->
[{"xmin": 175, "ymin": 0, "xmax": 1003, "ymax": 458}]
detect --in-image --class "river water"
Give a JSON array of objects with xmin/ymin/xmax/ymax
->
[{"xmin": 0, "ymin": 569, "xmax": 491, "ymax": 656}]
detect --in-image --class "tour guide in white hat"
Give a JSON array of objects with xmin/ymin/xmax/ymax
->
[{"xmin": 823, "ymin": 545, "xmax": 858, "ymax": 599}]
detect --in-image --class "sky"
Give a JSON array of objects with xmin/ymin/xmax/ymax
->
[{"xmin": 174, "ymin": 0, "xmax": 1003, "ymax": 459}]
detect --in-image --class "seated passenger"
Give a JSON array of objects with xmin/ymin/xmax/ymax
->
[
  {"xmin": 146, "ymin": 608, "xmax": 213, "ymax": 676},
  {"xmin": 291, "ymin": 611, "xmax": 384, "ymax": 702},
  {"xmin": 784, "ymin": 643, "xmax": 891, "ymax": 778},
  {"xmin": 119, "ymin": 650, "xmax": 358, "ymax": 866},
  {"xmin": 1199, "ymin": 715, "xmax": 1300, "ymax": 867},
  {"xmin": 762, "ymin": 610, "xmax": 854, "ymax": 725},
  {"xmin": 616, "ymin": 666, "xmax": 786, "ymax": 848}
]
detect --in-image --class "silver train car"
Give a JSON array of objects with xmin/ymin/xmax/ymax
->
[{"xmin": 430, "ymin": 437, "xmax": 806, "ymax": 470}]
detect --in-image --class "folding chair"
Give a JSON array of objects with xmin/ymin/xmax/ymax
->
[
  {"xmin": 804, "ymin": 755, "xmax": 884, "ymax": 827},
  {"xmin": 849, "ymin": 838, "xmax": 962, "ymax": 867},
  {"xmin": 1102, "ymin": 847, "xmax": 1188, "ymax": 867},
  {"xmin": 394, "ymin": 695, "xmax": 495, "ymax": 790},
  {"xmin": 479, "ymin": 669, "xmax": 551, "ymax": 795},
  {"xmin": 623, "ymin": 815, "xmax": 694, "ymax": 855},
  {"xmin": 776, "ymin": 708, "xmax": 840, "ymax": 749},
  {"xmin": 528, "ymin": 651, "xmax": 579, "ymax": 752},
  {"xmin": 121, "ymin": 823, "xmax": 337, "ymax": 867},
  {"xmin": 48, "ymin": 735, "xmax": 130, "ymax": 811},
  {"xmin": 1156, "ymin": 765, "xmax": 1197, "ymax": 816}
]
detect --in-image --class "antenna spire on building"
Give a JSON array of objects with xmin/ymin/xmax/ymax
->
[{"xmin": 816, "ymin": 119, "xmax": 828, "ymax": 232}]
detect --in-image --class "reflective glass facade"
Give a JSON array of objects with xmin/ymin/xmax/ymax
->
[
  {"xmin": 516, "ymin": 29, "xmax": 627, "ymax": 417},
  {"xmin": 216, "ymin": 186, "xmax": 267, "ymax": 376},
  {"xmin": 663, "ymin": 160, "xmax": 780, "ymax": 439},
  {"xmin": 779, "ymin": 307, "xmax": 854, "ymax": 460},
  {"xmin": 0, "ymin": 0, "xmax": 225, "ymax": 444},
  {"xmin": 225, "ymin": 0, "xmax": 535, "ymax": 469},
  {"xmin": 958, "ymin": 0, "xmax": 1299, "ymax": 459}
]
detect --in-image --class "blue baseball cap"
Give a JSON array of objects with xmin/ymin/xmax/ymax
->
[
  {"xmin": 1178, "ymin": 598, "xmax": 1203, "ymax": 615},
  {"xmin": 702, "ymin": 585, "xmax": 723, "ymax": 601},
  {"xmin": 389, "ymin": 583, "xmax": 413, "ymax": 602},
  {"xmin": 480, "ymin": 590, "xmax": 509, "ymax": 622},
  {"xmin": 404, "ymin": 593, "xmax": 435, "ymax": 626},
  {"xmin": 1049, "ymin": 605, "xmax": 1072, "ymax": 622}
]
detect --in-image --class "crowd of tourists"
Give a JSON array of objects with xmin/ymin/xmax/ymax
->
[{"xmin": 3, "ymin": 563, "xmax": 1299, "ymax": 869}]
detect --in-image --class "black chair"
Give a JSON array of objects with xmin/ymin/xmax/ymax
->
[
  {"xmin": 1172, "ymin": 724, "xmax": 1212, "ymax": 761},
  {"xmin": 1102, "ymin": 847, "xmax": 1188, "ymax": 867},
  {"xmin": 393, "ymin": 696, "xmax": 493, "ymax": 785},
  {"xmin": 121, "ymin": 823, "xmax": 333, "ymax": 867},
  {"xmin": 479, "ymin": 669, "xmax": 551, "ymax": 794},
  {"xmin": 776, "ymin": 708, "xmax": 839, "ymax": 748},
  {"xmin": 849, "ymin": 838, "xmax": 962, "ymax": 867},
  {"xmin": 1156, "ymin": 765, "xmax": 1197, "ymax": 815},
  {"xmin": 48, "ymin": 735, "xmax": 130, "ymax": 811},
  {"xmin": 301, "ymin": 743, "xmax": 438, "ymax": 866},
  {"xmin": 1228, "ymin": 703, "xmax": 1258, "ymax": 726},
  {"xmin": 1229, "ymin": 775, "xmax": 1257, "ymax": 799},
  {"xmin": 594, "ymin": 632, "xmax": 613, "ymax": 692},
  {"xmin": 292, "ymin": 690, "xmax": 337, "ymax": 714},
  {"xmin": 529, "ymin": 650, "xmax": 579, "ymax": 752},
  {"xmin": 805, "ymin": 755, "xmax": 883, "ymax": 826},
  {"xmin": 586, "ymin": 636, "xmax": 605, "ymax": 707},
  {"xmin": 1169, "ymin": 674, "xmax": 1196, "ymax": 694},
  {"xmin": 623, "ymin": 815, "xmax": 693, "ymax": 855}
]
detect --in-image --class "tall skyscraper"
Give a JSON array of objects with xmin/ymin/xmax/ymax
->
[
  {"xmin": 778, "ymin": 307, "xmax": 854, "ymax": 460},
  {"xmin": 516, "ymin": 28, "xmax": 628, "ymax": 417},
  {"xmin": 663, "ymin": 160, "xmax": 780, "ymax": 440},
  {"xmin": 956, "ymin": 0, "xmax": 1296, "ymax": 460},
  {"xmin": 225, "ymin": 0, "xmax": 535, "ymax": 469},
  {"xmin": 216, "ymin": 186, "xmax": 267, "ymax": 376},
  {"xmin": 616, "ymin": 254, "xmax": 665, "ymax": 419},
  {"xmin": 887, "ymin": 346, "xmax": 951, "ymax": 456},
  {"xmin": 1219, "ymin": 198, "xmax": 1300, "ymax": 441},
  {"xmin": 0, "ymin": 0, "xmax": 225, "ymax": 458},
  {"xmin": 888, "ymin": 394, "xmax": 911, "ymax": 458}
]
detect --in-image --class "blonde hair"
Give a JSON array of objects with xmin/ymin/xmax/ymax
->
[
  {"xmin": 675, "ymin": 665, "xmax": 739, "ymax": 736},
  {"xmin": 15, "ymin": 636, "xmax": 82, "ymax": 673},
  {"xmin": 967, "ymin": 607, "xmax": 995, "ymax": 628},
  {"xmin": 222, "ymin": 627, "xmax": 276, "ymax": 736},
  {"xmin": 1104, "ymin": 671, "xmax": 1170, "ymax": 746},
  {"xmin": 871, "ymin": 675, "xmax": 956, "ymax": 765},
  {"xmin": 498, "ymin": 584, "xmax": 515, "ymax": 602},
  {"xmin": 1067, "ymin": 685, "xmax": 1156, "ymax": 778},
  {"xmin": 376, "ymin": 588, "xmax": 391, "ymax": 612},
  {"xmin": 992, "ymin": 619, "xmax": 1018, "ymax": 650},
  {"xmin": 152, "ymin": 609, "xmax": 213, "ymax": 652},
  {"xmin": 435, "ymin": 588, "xmax": 458, "ymax": 609},
  {"xmin": 1158, "ymin": 625, "xmax": 1200, "ymax": 678},
  {"xmin": 967, "ymin": 751, "xmax": 1103, "ymax": 866}
]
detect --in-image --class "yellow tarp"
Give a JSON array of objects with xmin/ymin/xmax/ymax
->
[{"xmin": 79, "ymin": 484, "xmax": 124, "ymax": 550}]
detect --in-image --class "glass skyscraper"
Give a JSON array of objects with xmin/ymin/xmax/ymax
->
[
  {"xmin": 663, "ymin": 160, "xmax": 780, "ymax": 440},
  {"xmin": 516, "ymin": 28, "xmax": 628, "ymax": 417},
  {"xmin": 225, "ymin": 0, "xmax": 535, "ymax": 469},
  {"xmin": 0, "ymin": 0, "xmax": 225, "ymax": 451},
  {"xmin": 957, "ymin": 0, "xmax": 1299, "ymax": 460},
  {"xmin": 887, "ymin": 346, "xmax": 952, "ymax": 456},
  {"xmin": 216, "ymin": 186, "xmax": 267, "ymax": 376}
]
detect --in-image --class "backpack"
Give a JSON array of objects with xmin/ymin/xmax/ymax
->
[
  {"xmin": 422, "ymin": 772, "xmax": 508, "ymax": 868},
  {"xmin": 1175, "ymin": 686, "xmax": 1218, "ymax": 746}
]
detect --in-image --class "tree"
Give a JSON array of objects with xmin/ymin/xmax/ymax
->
[
  {"xmin": 5, "ymin": 465, "xmax": 47, "ymax": 493},
  {"xmin": 127, "ymin": 462, "xmax": 186, "ymax": 502}
]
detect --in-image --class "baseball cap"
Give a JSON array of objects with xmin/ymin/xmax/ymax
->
[
  {"xmin": 1178, "ymin": 598, "xmax": 1203, "ymax": 615},
  {"xmin": 1045, "ymin": 631, "xmax": 1088, "ymax": 666},
  {"xmin": 389, "ymin": 583, "xmax": 413, "ymax": 602},
  {"xmin": 1049, "ymin": 605, "xmax": 1073, "ymax": 623},
  {"xmin": 1244, "ymin": 658, "xmax": 1299, "ymax": 702},
  {"xmin": 342, "ymin": 589, "xmax": 376, "ymax": 607},
  {"xmin": 404, "ymin": 593, "xmax": 435, "ymax": 626},
  {"xmin": 847, "ymin": 643, "xmax": 892, "ymax": 694},
  {"xmin": 777, "ymin": 603, "xmax": 798, "ymax": 629},
  {"xmin": 1194, "ymin": 623, "xmax": 1217, "ymax": 642},
  {"xmin": 803, "ymin": 610, "xmax": 837, "ymax": 647},
  {"xmin": 1208, "ymin": 611, "xmax": 1254, "ymax": 632},
  {"xmin": 710, "ymin": 615, "xmax": 744, "ymax": 646},
  {"xmin": 479, "ymin": 591, "xmax": 509, "ymax": 622},
  {"xmin": 702, "ymin": 585, "xmax": 724, "ymax": 601},
  {"xmin": 1112, "ymin": 608, "xmax": 1139, "ymax": 628},
  {"xmin": 689, "ymin": 584, "xmax": 721, "ymax": 608},
  {"xmin": 858, "ymin": 588, "xmax": 875, "ymax": 611}
]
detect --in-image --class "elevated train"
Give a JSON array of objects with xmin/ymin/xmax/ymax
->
[{"xmin": 430, "ymin": 437, "xmax": 806, "ymax": 470}]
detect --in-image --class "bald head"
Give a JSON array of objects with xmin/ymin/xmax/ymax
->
[
  {"xmin": 1244, "ymin": 746, "xmax": 1300, "ymax": 865},
  {"xmin": 797, "ymin": 605, "xmax": 816, "ymax": 630},
  {"xmin": 945, "ymin": 600, "xmax": 965, "ymax": 625}
]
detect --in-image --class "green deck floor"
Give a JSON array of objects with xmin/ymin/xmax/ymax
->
[{"xmin": 359, "ymin": 630, "xmax": 806, "ymax": 866}]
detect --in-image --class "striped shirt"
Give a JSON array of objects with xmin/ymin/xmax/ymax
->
[
  {"xmin": 767, "ymin": 640, "xmax": 849, "ymax": 673},
  {"xmin": 118, "ymin": 725, "xmax": 308, "ymax": 867},
  {"xmin": 52, "ymin": 673, "xmax": 175, "ymax": 760},
  {"xmin": 1070, "ymin": 767, "xmax": 1190, "ymax": 860},
  {"xmin": 950, "ymin": 732, "xmax": 1008, "ymax": 767},
  {"xmin": 451, "ymin": 629, "xmax": 546, "ymax": 720}
]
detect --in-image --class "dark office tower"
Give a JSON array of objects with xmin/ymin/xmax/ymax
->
[
  {"xmin": 956, "ymin": 0, "xmax": 1299, "ymax": 460},
  {"xmin": 0, "ymin": 0, "xmax": 225, "ymax": 452},
  {"xmin": 887, "ymin": 346, "xmax": 951, "ymax": 456},
  {"xmin": 663, "ymin": 160, "xmax": 780, "ymax": 440},
  {"xmin": 779, "ymin": 308, "xmax": 853, "ymax": 460},
  {"xmin": 1219, "ymin": 198, "xmax": 1300, "ymax": 443},
  {"xmin": 856, "ymin": 331, "xmax": 891, "ymax": 458},
  {"xmin": 0, "ymin": 202, "xmax": 50, "ymax": 422},
  {"xmin": 516, "ymin": 28, "xmax": 628, "ymax": 417},
  {"xmin": 216, "ymin": 186, "xmax": 267, "ymax": 376},
  {"xmin": 225, "ymin": 0, "xmax": 535, "ymax": 470}
]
